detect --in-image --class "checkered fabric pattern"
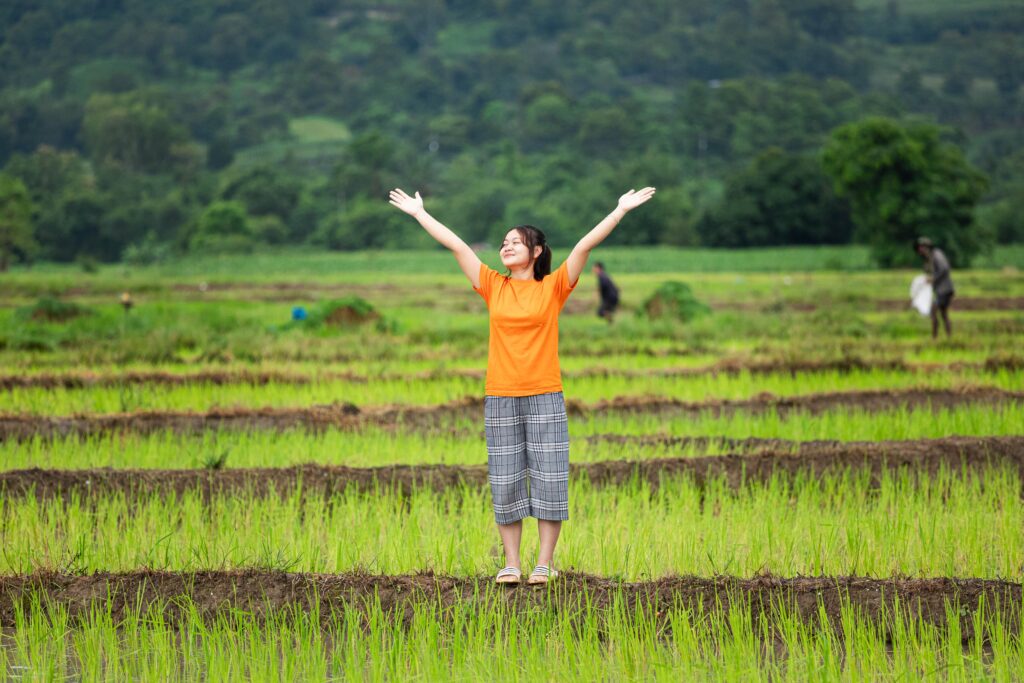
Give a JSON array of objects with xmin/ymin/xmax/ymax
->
[{"xmin": 484, "ymin": 392, "xmax": 570, "ymax": 524}]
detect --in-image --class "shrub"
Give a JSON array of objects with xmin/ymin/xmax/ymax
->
[
  {"xmin": 292, "ymin": 296, "xmax": 380, "ymax": 328},
  {"xmin": 15, "ymin": 297, "xmax": 94, "ymax": 323},
  {"xmin": 641, "ymin": 282, "xmax": 710, "ymax": 322}
]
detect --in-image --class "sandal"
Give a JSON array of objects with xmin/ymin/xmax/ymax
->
[
  {"xmin": 527, "ymin": 565, "xmax": 558, "ymax": 585},
  {"xmin": 495, "ymin": 567, "xmax": 522, "ymax": 584}
]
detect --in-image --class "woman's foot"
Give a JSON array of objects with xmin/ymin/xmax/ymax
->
[
  {"xmin": 495, "ymin": 566, "xmax": 522, "ymax": 584},
  {"xmin": 526, "ymin": 565, "xmax": 558, "ymax": 585}
]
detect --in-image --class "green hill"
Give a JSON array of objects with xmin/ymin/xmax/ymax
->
[{"xmin": 0, "ymin": 0, "xmax": 1021, "ymax": 262}]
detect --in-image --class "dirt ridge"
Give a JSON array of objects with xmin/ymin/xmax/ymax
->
[
  {"xmin": 3, "ymin": 358, "xmax": 1021, "ymax": 390},
  {"xmin": 2, "ymin": 387, "xmax": 1020, "ymax": 442},
  {"xmin": 7, "ymin": 282, "xmax": 1020, "ymax": 313},
  {"xmin": 0, "ymin": 570, "xmax": 1018, "ymax": 640},
  {"xmin": 710, "ymin": 296, "xmax": 1024, "ymax": 313},
  {"xmin": 2, "ymin": 436, "xmax": 1022, "ymax": 501}
]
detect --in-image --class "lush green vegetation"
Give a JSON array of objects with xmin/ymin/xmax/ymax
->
[
  {"xmin": 2, "ymin": 251, "xmax": 1022, "ymax": 678},
  {"xmin": 0, "ymin": 1, "xmax": 1021, "ymax": 267},
  {"xmin": 4, "ymin": 468, "xmax": 1021, "ymax": 578},
  {"xmin": 823, "ymin": 118, "xmax": 990, "ymax": 266},
  {"xmin": 6, "ymin": 591, "xmax": 1022, "ymax": 682},
  {"xmin": 2, "ymin": 252, "xmax": 1022, "ymax": 369},
  {"xmin": 1, "ymin": 366, "xmax": 1018, "ymax": 415},
  {"xmin": 3, "ymin": 403, "xmax": 1021, "ymax": 471}
]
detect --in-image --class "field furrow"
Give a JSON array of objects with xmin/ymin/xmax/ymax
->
[
  {"xmin": 1, "ymin": 571, "xmax": 1019, "ymax": 638},
  {"xmin": 3, "ymin": 259, "xmax": 1021, "ymax": 679},
  {"xmin": 3, "ymin": 436, "xmax": 1022, "ymax": 500},
  {"xmin": 2, "ymin": 356, "xmax": 1022, "ymax": 389},
  {"xmin": 2, "ymin": 387, "xmax": 1020, "ymax": 441}
]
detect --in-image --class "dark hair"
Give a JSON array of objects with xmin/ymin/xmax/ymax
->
[
  {"xmin": 511, "ymin": 225, "xmax": 551, "ymax": 281},
  {"xmin": 594, "ymin": 261, "xmax": 605, "ymax": 270}
]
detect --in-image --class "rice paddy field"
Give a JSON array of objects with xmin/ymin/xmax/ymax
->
[{"xmin": 1, "ymin": 246, "xmax": 1023, "ymax": 680}]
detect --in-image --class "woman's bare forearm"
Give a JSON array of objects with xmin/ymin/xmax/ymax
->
[
  {"xmin": 564, "ymin": 207, "xmax": 626, "ymax": 284},
  {"xmin": 389, "ymin": 190, "xmax": 480, "ymax": 286},
  {"xmin": 412, "ymin": 209, "xmax": 482, "ymax": 287},
  {"xmin": 414, "ymin": 209, "xmax": 471, "ymax": 253},
  {"xmin": 575, "ymin": 207, "xmax": 627, "ymax": 255},
  {"xmin": 564, "ymin": 188, "xmax": 654, "ymax": 285}
]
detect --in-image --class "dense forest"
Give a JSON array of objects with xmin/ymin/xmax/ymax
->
[{"xmin": 0, "ymin": 0, "xmax": 1021, "ymax": 267}]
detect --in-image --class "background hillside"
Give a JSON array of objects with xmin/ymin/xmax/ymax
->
[{"xmin": 1, "ymin": 0, "xmax": 1022, "ymax": 262}]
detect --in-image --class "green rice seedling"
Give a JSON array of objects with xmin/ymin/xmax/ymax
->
[
  {"xmin": 202, "ymin": 448, "xmax": 230, "ymax": 470},
  {"xmin": 1, "ymin": 367, "xmax": 1018, "ymax": 415},
  {"xmin": 3, "ymin": 310, "xmax": 1020, "ymax": 367},
  {"xmin": 2, "ymin": 261, "xmax": 1021, "ymax": 367},
  {"xmin": 573, "ymin": 402, "xmax": 1024, "ymax": 443},
  {"xmin": 2, "ymin": 402, "xmax": 1021, "ymax": 471},
  {"xmin": 3, "ymin": 584, "xmax": 1022, "ymax": 681},
  {"xmin": 12, "ymin": 244, "xmax": 1024, "ymax": 283},
  {"xmin": 1, "ymin": 468, "xmax": 1021, "ymax": 579}
]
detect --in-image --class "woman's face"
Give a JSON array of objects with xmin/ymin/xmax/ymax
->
[{"xmin": 500, "ymin": 229, "xmax": 538, "ymax": 269}]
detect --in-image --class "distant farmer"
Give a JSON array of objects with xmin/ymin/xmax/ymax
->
[
  {"xmin": 389, "ymin": 185, "xmax": 655, "ymax": 585},
  {"xmin": 915, "ymin": 237, "xmax": 954, "ymax": 338},
  {"xmin": 593, "ymin": 261, "xmax": 620, "ymax": 323}
]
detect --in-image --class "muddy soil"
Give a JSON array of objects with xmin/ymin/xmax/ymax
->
[
  {"xmin": 2, "ymin": 436, "xmax": 1021, "ymax": 501},
  {"xmin": 874, "ymin": 296, "xmax": 1024, "ymax": 312},
  {"xmin": 323, "ymin": 305, "xmax": 379, "ymax": 326},
  {"xmin": 0, "ymin": 369, "xmax": 329, "ymax": 389},
  {"xmin": 579, "ymin": 387, "xmax": 1023, "ymax": 419},
  {"xmin": 41, "ymin": 280, "xmax": 1024, "ymax": 312},
  {"xmin": 2, "ymin": 388, "xmax": 1020, "ymax": 442},
  {"xmin": 0, "ymin": 401, "xmax": 362, "ymax": 442},
  {"xmin": 4, "ymin": 358, "xmax": 1020, "ymax": 390},
  {"xmin": 9, "ymin": 283, "xmax": 1020, "ymax": 314},
  {"xmin": 0, "ymin": 571, "xmax": 1017, "ymax": 642},
  {"xmin": 710, "ymin": 296, "xmax": 1024, "ymax": 313}
]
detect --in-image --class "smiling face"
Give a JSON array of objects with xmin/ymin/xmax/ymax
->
[{"xmin": 500, "ymin": 229, "xmax": 541, "ymax": 270}]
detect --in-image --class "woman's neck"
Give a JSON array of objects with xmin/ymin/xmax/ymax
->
[{"xmin": 508, "ymin": 265, "xmax": 534, "ymax": 281}]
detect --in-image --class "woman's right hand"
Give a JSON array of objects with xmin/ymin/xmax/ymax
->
[
  {"xmin": 617, "ymin": 187, "xmax": 656, "ymax": 213},
  {"xmin": 389, "ymin": 188, "xmax": 425, "ymax": 217}
]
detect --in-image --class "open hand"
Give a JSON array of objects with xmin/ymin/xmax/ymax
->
[
  {"xmin": 617, "ymin": 187, "xmax": 656, "ymax": 212},
  {"xmin": 389, "ymin": 188, "xmax": 424, "ymax": 217}
]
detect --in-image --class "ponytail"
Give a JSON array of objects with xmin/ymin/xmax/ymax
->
[
  {"xmin": 534, "ymin": 242, "xmax": 552, "ymax": 282},
  {"xmin": 512, "ymin": 225, "xmax": 552, "ymax": 281}
]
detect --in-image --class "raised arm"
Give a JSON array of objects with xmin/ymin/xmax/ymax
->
[
  {"xmin": 565, "ymin": 187, "xmax": 656, "ymax": 285},
  {"xmin": 389, "ymin": 188, "xmax": 482, "ymax": 289}
]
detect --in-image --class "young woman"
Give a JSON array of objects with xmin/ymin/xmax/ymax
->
[{"xmin": 388, "ymin": 186, "xmax": 656, "ymax": 584}]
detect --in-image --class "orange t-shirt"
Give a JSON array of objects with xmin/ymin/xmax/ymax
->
[{"xmin": 474, "ymin": 261, "xmax": 578, "ymax": 396}]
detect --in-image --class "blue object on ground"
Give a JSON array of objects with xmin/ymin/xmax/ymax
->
[{"xmin": 291, "ymin": 306, "xmax": 308, "ymax": 321}]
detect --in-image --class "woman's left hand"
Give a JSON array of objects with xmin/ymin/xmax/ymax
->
[
  {"xmin": 617, "ymin": 187, "xmax": 656, "ymax": 212},
  {"xmin": 389, "ymin": 188, "xmax": 425, "ymax": 217}
]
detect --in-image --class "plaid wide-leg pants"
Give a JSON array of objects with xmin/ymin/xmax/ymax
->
[{"xmin": 484, "ymin": 392, "xmax": 570, "ymax": 524}]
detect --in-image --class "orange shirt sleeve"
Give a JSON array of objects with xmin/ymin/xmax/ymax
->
[
  {"xmin": 551, "ymin": 261, "xmax": 577, "ymax": 307},
  {"xmin": 474, "ymin": 263, "xmax": 503, "ymax": 304}
]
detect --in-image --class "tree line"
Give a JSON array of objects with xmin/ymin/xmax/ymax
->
[{"xmin": 0, "ymin": 0, "xmax": 1020, "ymax": 268}]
